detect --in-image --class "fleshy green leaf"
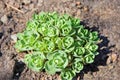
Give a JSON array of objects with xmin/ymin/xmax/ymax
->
[
  {"xmin": 89, "ymin": 44, "xmax": 98, "ymax": 52},
  {"xmin": 84, "ymin": 54, "xmax": 95, "ymax": 64},
  {"xmin": 72, "ymin": 58, "xmax": 84, "ymax": 73},
  {"xmin": 78, "ymin": 28, "xmax": 89, "ymax": 40},
  {"xmin": 74, "ymin": 39, "xmax": 85, "ymax": 47},
  {"xmin": 85, "ymin": 42, "xmax": 98, "ymax": 52},
  {"xmin": 73, "ymin": 47, "xmax": 85, "ymax": 57},
  {"xmin": 62, "ymin": 36, "xmax": 74, "ymax": 49},
  {"xmin": 46, "ymin": 50, "xmax": 69, "ymax": 72},
  {"xmin": 60, "ymin": 23, "xmax": 72, "ymax": 36},
  {"xmin": 33, "ymin": 41, "xmax": 46, "ymax": 51},
  {"xmin": 15, "ymin": 31, "xmax": 39, "ymax": 51},
  {"xmin": 26, "ymin": 20, "xmax": 39, "ymax": 31},
  {"xmin": 24, "ymin": 52, "xmax": 45, "ymax": 72},
  {"xmin": 44, "ymin": 60, "xmax": 56, "ymax": 75},
  {"xmin": 89, "ymin": 31, "xmax": 99, "ymax": 42},
  {"xmin": 60, "ymin": 69, "xmax": 76, "ymax": 80}
]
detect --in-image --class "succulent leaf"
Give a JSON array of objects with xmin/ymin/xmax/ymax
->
[
  {"xmin": 24, "ymin": 52, "xmax": 45, "ymax": 72},
  {"xmin": 60, "ymin": 69, "xmax": 76, "ymax": 80}
]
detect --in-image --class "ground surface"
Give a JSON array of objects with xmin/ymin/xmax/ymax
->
[{"xmin": 0, "ymin": 0, "xmax": 120, "ymax": 80}]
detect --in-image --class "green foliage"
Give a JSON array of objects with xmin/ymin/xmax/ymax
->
[
  {"xmin": 45, "ymin": 50, "xmax": 69, "ymax": 74},
  {"xmin": 61, "ymin": 69, "xmax": 76, "ymax": 80},
  {"xmin": 24, "ymin": 52, "xmax": 45, "ymax": 72},
  {"xmin": 15, "ymin": 12, "xmax": 99, "ymax": 80},
  {"xmin": 72, "ymin": 58, "xmax": 84, "ymax": 73}
]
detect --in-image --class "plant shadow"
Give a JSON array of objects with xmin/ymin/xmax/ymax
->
[
  {"xmin": 12, "ymin": 60, "xmax": 25, "ymax": 80},
  {"xmin": 0, "ymin": 51, "xmax": 2, "ymax": 57},
  {"xmin": 73, "ymin": 22, "xmax": 115, "ymax": 80}
]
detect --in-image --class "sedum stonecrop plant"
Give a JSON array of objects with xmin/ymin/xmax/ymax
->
[{"xmin": 15, "ymin": 12, "xmax": 99, "ymax": 80}]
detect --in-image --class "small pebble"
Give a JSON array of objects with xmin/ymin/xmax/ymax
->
[
  {"xmin": 108, "ymin": 65, "xmax": 114, "ymax": 70},
  {"xmin": 111, "ymin": 53, "xmax": 118, "ymax": 62},
  {"xmin": 1, "ymin": 15, "xmax": 8, "ymax": 24},
  {"xmin": 16, "ymin": 73, "xmax": 19, "ymax": 76},
  {"xmin": 106, "ymin": 53, "xmax": 118, "ymax": 64},
  {"xmin": 106, "ymin": 56, "xmax": 112, "ymax": 64},
  {"xmin": 98, "ymin": 66, "xmax": 104, "ymax": 69},
  {"xmin": 23, "ymin": 0, "xmax": 31, "ymax": 5},
  {"xmin": 83, "ymin": 6, "xmax": 89, "ymax": 12},
  {"xmin": 92, "ymin": 72, "xmax": 97, "ymax": 77},
  {"xmin": 11, "ymin": 34, "xmax": 17, "ymax": 43},
  {"xmin": 77, "ymin": 5, "xmax": 82, "ymax": 9},
  {"xmin": 76, "ymin": 1, "xmax": 81, "ymax": 5}
]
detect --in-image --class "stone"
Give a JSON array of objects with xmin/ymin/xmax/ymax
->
[
  {"xmin": 11, "ymin": 34, "xmax": 17, "ymax": 43},
  {"xmin": 111, "ymin": 53, "xmax": 118, "ymax": 62},
  {"xmin": 23, "ymin": 0, "xmax": 31, "ymax": 5},
  {"xmin": 1, "ymin": 15, "xmax": 8, "ymax": 24}
]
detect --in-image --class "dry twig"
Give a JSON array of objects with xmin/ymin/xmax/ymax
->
[{"xmin": 5, "ymin": 3, "xmax": 24, "ymax": 13}]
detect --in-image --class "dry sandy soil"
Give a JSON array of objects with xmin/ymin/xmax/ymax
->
[{"xmin": 0, "ymin": 0, "xmax": 120, "ymax": 80}]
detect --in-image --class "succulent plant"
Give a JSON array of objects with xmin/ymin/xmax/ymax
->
[{"xmin": 15, "ymin": 12, "xmax": 99, "ymax": 80}]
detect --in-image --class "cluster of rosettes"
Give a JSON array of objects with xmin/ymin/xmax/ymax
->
[{"xmin": 15, "ymin": 12, "xmax": 99, "ymax": 80}]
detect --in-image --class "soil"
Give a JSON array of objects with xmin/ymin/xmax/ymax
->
[{"xmin": 0, "ymin": 0, "xmax": 120, "ymax": 80}]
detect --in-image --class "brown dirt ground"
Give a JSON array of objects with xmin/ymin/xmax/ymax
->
[{"xmin": 0, "ymin": 0, "xmax": 120, "ymax": 80}]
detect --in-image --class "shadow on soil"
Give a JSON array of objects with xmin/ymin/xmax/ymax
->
[
  {"xmin": 12, "ymin": 60, "xmax": 25, "ymax": 80},
  {"xmin": 0, "ymin": 51, "xmax": 2, "ymax": 57},
  {"xmin": 0, "ymin": 32, "xmax": 3, "ymax": 39},
  {"xmin": 73, "ymin": 22, "xmax": 115, "ymax": 80}
]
